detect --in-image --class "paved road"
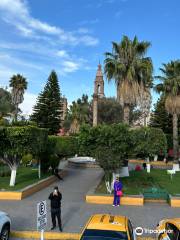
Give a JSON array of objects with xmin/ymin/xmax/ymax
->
[{"xmin": 0, "ymin": 166, "xmax": 180, "ymax": 234}]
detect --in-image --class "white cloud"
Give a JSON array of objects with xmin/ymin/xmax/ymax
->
[
  {"xmin": 0, "ymin": 0, "xmax": 99, "ymax": 46},
  {"xmin": 77, "ymin": 28, "xmax": 90, "ymax": 34},
  {"xmin": 62, "ymin": 61, "xmax": 80, "ymax": 73},
  {"xmin": 0, "ymin": 52, "xmax": 43, "ymax": 70},
  {"xmin": 56, "ymin": 50, "xmax": 69, "ymax": 58},
  {"xmin": 79, "ymin": 18, "xmax": 99, "ymax": 25},
  {"xmin": 0, "ymin": 0, "xmax": 28, "ymax": 17},
  {"xmin": 19, "ymin": 92, "xmax": 37, "ymax": 116},
  {"xmin": 79, "ymin": 35, "xmax": 99, "ymax": 46}
]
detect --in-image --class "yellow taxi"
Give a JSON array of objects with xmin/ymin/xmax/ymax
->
[
  {"xmin": 157, "ymin": 218, "xmax": 180, "ymax": 240},
  {"xmin": 80, "ymin": 214, "xmax": 136, "ymax": 240}
]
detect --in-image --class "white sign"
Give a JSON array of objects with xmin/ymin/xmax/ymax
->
[{"xmin": 37, "ymin": 200, "xmax": 47, "ymax": 231}]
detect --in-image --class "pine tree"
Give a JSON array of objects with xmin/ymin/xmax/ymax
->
[
  {"xmin": 31, "ymin": 71, "xmax": 62, "ymax": 134},
  {"xmin": 150, "ymin": 95, "xmax": 172, "ymax": 134},
  {"xmin": 150, "ymin": 95, "xmax": 180, "ymax": 133}
]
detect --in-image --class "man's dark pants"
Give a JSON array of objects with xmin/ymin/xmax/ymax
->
[{"xmin": 51, "ymin": 208, "xmax": 62, "ymax": 230}]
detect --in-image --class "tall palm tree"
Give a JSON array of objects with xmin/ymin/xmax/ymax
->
[
  {"xmin": 155, "ymin": 60, "xmax": 180, "ymax": 161},
  {"xmin": 0, "ymin": 88, "xmax": 15, "ymax": 120},
  {"xmin": 68, "ymin": 95, "xmax": 90, "ymax": 133},
  {"xmin": 9, "ymin": 74, "xmax": 27, "ymax": 121},
  {"xmin": 104, "ymin": 36, "xmax": 153, "ymax": 124}
]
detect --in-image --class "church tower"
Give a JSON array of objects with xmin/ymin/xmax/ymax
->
[{"xmin": 93, "ymin": 64, "xmax": 105, "ymax": 126}]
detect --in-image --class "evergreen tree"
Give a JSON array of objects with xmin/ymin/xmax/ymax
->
[
  {"xmin": 150, "ymin": 95, "xmax": 172, "ymax": 134},
  {"xmin": 31, "ymin": 71, "xmax": 62, "ymax": 134},
  {"xmin": 150, "ymin": 95, "xmax": 180, "ymax": 148}
]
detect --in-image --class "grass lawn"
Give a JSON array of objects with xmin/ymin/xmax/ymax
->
[
  {"xmin": 96, "ymin": 169, "xmax": 180, "ymax": 195},
  {"xmin": 0, "ymin": 166, "xmax": 52, "ymax": 191}
]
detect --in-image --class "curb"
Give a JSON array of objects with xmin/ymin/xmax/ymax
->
[
  {"xmin": 11, "ymin": 231, "xmax": 80, "ymax": 239},
  {"xmin": 0, "ymin": 170, "xmax": 67, "ymax": 201},
  {"xmin": 86, "ymin": 194, "xmax": 144, "ymax": 206},
  {"xmin": 10, "ymin": 231, "xmax": 155, "ymax": 240},
  {"xmin": 170, "ymin": 195, "xmax": 180, "ymax": 207}
]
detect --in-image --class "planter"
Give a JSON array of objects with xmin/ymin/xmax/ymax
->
[
  {"xmin": 0, "ymin": 170, "xmax": 67, "ymax": 200},
  {"xmin": 170, "ymin": 195, "xmax": 180, "ymax": 207},
  {"xmin": 86, "ymin": 194, "xmax": 144, "ymax": 206}
]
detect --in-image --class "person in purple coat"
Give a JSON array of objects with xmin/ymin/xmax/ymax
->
[{"xmin": 113, "ymin": 177, "xmax": 123, "ymax": 206}]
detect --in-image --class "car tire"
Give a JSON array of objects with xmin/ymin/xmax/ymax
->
[{"xmin": 0, "ymin": 224, "xmax": 10, "ymax": 240}]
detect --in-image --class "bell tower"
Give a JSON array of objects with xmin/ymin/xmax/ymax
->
[
  {"xmin": 94, "ymin": 64, "xmax": 105, "ymax": 98},
  {"xmin": 93, "ymin": 64, "xmax": 105, "ymax": 126}
]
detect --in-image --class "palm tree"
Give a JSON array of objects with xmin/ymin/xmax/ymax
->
[
  {"xmin": 104, "ymin": 36, "xmax": 153, "ymax": 124},
  {"xmin": 9, "ymin": 74, "xmax": 28, "ymax": 121},
  {"xmin": 67, "ymin": 95, "xmax": 90, "ymax": 134},
  {"xmin": 0, "ymin": 88, "xmax": 15, "ymax": 121},
  {"xmin": 155, "ymin": 60, "xmax": 180, "ymax": 162}
]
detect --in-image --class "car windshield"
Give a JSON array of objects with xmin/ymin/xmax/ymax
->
[{"xmin": 80, "ymin": 229, "xmax": 128, "ymax": 240}]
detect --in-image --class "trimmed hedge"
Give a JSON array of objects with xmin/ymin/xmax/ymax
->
[{"xmin": 78, "ymin": 124, "xmax": 167, "ymax": 159}]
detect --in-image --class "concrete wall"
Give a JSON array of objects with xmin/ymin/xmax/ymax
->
[{"xmin": 86, "ymin": 194, "xmax": 144, "ymax": 206}]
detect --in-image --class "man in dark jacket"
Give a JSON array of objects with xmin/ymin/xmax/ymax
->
[{"xmin": 48, "ymin": 186, "xmax": 62, "ymax": 231}]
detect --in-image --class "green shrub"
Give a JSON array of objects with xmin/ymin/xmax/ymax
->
[
  {"xmin": 10, "ymin": 120, "xmax": 37, "ymax": 126},
  {"xmin": 78, "ymin": 123, "xmax": 132, "ymax": 159},
  {"xmin": 78, "ymin": 123, "xmax": 131, "ymax": 183},
  {"xmin": 41, "ymin": 136, "xmax": 78, "ymax": 172},
  {"xmin": 52, "ymin": 136, "xmax": 78, "ymax": 158},
  {"xmin": 131, "ymin": 127, "xmax": 167, "ymax": 158},
  {"xmin": 21, "ymin": 153, "xmax": 33, "ymax": 166}
]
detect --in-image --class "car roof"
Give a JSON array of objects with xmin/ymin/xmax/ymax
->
[
  {"xmin": 167, "ymin": 218, "xmax": 180, "ymax": 229},
  {"xmin": 0, "ymin": 211, "xmax": 6, "ymax": 215},
  {"xmin": 86, "ymin": 214, "xmax": 128, "ymax": 232}
]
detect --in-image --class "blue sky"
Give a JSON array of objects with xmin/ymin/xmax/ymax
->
[{"xmin": 0, "ymin": 0, "xmax": 180, "ymax": 116}]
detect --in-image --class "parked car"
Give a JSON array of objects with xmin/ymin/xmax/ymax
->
[
  {"xmin": 157, "ymin": 218, "xmax": 180, "ymax": 240},
  {"xmin": 0, "ymin": 211, "xmax": 11, "ymax": 240},
  {"xmin": 80, "ymin": 214, "xmax": 136, "ymax": 240}
]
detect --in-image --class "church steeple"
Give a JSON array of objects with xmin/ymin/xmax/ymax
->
[
  {"xmin": 94, "ymin": 64, "xmax": 105, "ymax": 98},
  {"xmin": 93, "ymin": 63, "xmax": 105, "ymax": 127}
]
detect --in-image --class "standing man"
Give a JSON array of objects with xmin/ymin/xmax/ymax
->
[{"xmin": 49, "ymin": 186, "xmax": 62, "ymax": 232}]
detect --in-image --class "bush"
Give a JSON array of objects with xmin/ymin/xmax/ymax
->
[
  {"xmin": 78, "ymin": 123, "xmax": 131, "ymax": 176},
  {"xmin": 131, "ymin": 127, "xmax": 167, "ymax": 158},
  {"xmin": 10, "ymin": 120, "xmax": 37, "ymax": 127},
  {"xmin": 78, "ymin": 123, "xmax": 132, "ymax": 159},
  {"xmin": 21, "ymin": 154, "xmax": 33, "ymax": 166},
  {"xmin": 51, "ymin": 136, "xmax": 78, "ymax": 158},
  {"xmin": 41, "ymin": 136, "xmax": 78, "ymax": 172}
]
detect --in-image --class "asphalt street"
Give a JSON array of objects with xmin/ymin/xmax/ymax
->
[{"xmin": 0, "ymin": 166, "xmax": 179, "ymax": 235}]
